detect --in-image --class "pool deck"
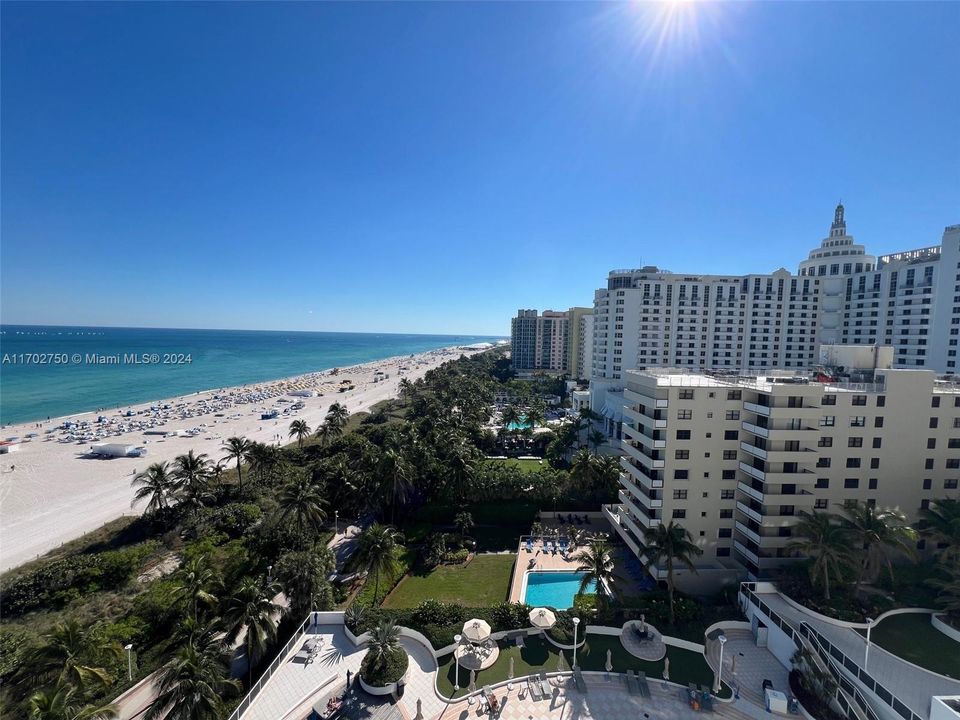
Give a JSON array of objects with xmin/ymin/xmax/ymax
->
[{"xmin": 509, "ymin": 537, "xmax": 584, "ymax": 603}]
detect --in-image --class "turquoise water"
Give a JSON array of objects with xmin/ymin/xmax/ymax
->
[
  {"xmin": 524, "ymin": 571, "xmax": 596, "ymax": 609},
  {"xmin": 506, "ymin": 418, "xmax": 532, "ymax": 431},
  {"xmin": 0, "ymin": 325, "xmax": 502, "ymax": 425}
]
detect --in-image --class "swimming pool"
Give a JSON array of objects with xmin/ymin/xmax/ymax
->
[
  {"xmin": 523, "ymin": 571, "xmax": 596, "ymax": 609},
  {"xmin": 506, "ymin": 417, "xmax": 532, "ymax": 431}
]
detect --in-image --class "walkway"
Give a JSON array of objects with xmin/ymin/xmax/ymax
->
[
  {"xmin": 757, "ymin": 591, "xmax": 960, "ymax": 719},
  {"xmin": 704, "ymin": 629, "xmax": 787, "ymax": 708}
]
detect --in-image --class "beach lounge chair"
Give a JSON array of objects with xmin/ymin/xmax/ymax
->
[
  {"xmin": 538, "ymin": 671, "xmax": 552, "ymax": 697},
  {"xmin": 626, "ymin": 670, "xmax": 639, "ymax": 695},
  {"xmin": 482, "ymin": 686, "xmax": 500, "ymax": 714},
  {"xmin": 545, "ymin": 541, "xmax": 554, "ymax": 554},
  {"xmin": 525, "ymin": 538, "xmax": 534, "ymax": 553},
  {"xmin": 638, "ymin": 671, "xmax": 651, "ymax": 697},
  {"xmin": 515, "ymin": 634, "xmax": 525, "ymax": 648},
  {"xmin": 527, "ymin": 678, "xmax": 542, "ymax": 701}
]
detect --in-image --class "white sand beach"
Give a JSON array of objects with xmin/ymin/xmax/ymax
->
[{"xmin": 0, "ymin": 346, "xmax": 480, "ymax": 573}]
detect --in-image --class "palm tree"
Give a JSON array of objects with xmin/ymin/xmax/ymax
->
[
  {"xmin": 588, "ymin": 429, "xmax": 606, "ymax": 455},
  {"xmin": 247, "ymin": 441, "xmax": 282, "ymax": 487},
  {"xmin": 314, "ymin": 422, "xmax": 334, "ymax": 448},
  {"xmin": 577, "ymin": 408, "xmax": 600, "ymax": 447},
  {"xmin": 274, "ymin": 548, "xmax": 336, "ymax": 619},
  {"xmin": 221, "ymin": 578, "xmax": 284, "ymax": 685},
  {"xmin": 326, "ymin": 402, "xmax": 349, "ymax": 431},
  {"xmin": 277, "ymin": 473, "xmax": 328, "ymax": 544},
  {"xmin": 525, "ymin": 405, "xmax": 544, "ymax": 429},
  {"xmin": 501, "ymin": 405, "xmax": 521, "ymax": 430},
  {"xmin": 377, "ymin": 447, "xmax": 411, "ymax": 525},
  {"xmin": 131, "ymin": 462, "xmax": 175, "ymax": 514},
  {"xmin": 170, "ymin": 555, "xmax": 219, "ymax": 622},
  {"xmin": 570, "ymin": 448, "xmax": 595, "ymax": 487},
  {"xmin": 21, "ymin": 619, "xmax": 120, "ymax": 693},
  {"xmin": 929, "ymin": 562, "xmax": 960, "ymax": 621},
  {"xmin": 221, "ymin": 436, "xmax": 252, "ymax": 496},
  {"xmin": 574, "ymin": 538, "xmax": 617, "ymax": 610},
  {"xmin": 920, "ymin": 499, "xmax": 960, "ymax": 563},
  {"xmin": 356, "ymin": 523, "xmax": 399, "ymax": 605},
  {"xmin": 288, "ymin": 419, "xmax": 312, "ymax": 449},
  {"xmin": 171, "ymin": 450, "xmax": 214, "ymax": 514},
  {"xmin": 28, "ymin": 681, "xmax": 117, "ymax": 720},
  {"xmin": 839, "ymin": 503, "xmax": 918, "ymax": 590},
  {"xmin": 454, "ymin": 511, "xmax": 474, "ymax": 541},
  {"xmin": 144, "ymin": 629, "xmax": 239, "ymax": 720},
  {"xmin": 642, "ymin": 521, "xmax": 703, "ymax": 624},
  {"xmin": 398, "ymin": 378, "xmax": 415, "ymax": 401},
  {"xmin": 786, "ymin": 511, "xmax": 855, "ymax": 600},
  {"xmin": 364, "ymin": 617, "xmax": 401, "ymax": 664}
]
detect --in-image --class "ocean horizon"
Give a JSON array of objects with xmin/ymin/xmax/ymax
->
[{"xmin": 0, "ymin": 325, "xmax": 503, "ymax": 426}]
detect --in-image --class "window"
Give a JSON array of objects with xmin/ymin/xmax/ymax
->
[
  {"xmin": 673, "ymin": 489, "xmax": 688, "ymax": 499},
  {"xmin": 852, "ymin": 395, "xmax": 867, "ymax": 406},
  {"xmin": 848, "ymin": 437, "xmax": 863, "ymax": 448},
  {"xmin": 950, "ymin": 439, "xmax": 960, "ymax": 449},
  {"xmin": 822, "ymin": 394, "xmax": 837, "ymax": 406},
  {"xmin": 724, "ymin": 430, "xmax": 739, "ymax": 440},
  {"xmin": 677, "ymin": 409, "xmax": 692, "ymax": 420},
  {"xmin": 868, "ymin": 478, "xmax": 878, "ymax": 490},
  {"xmin": 850, "ymin": 416, "xmax": 865, "ymax": 427},
  {"xmin": 672, "ymin": 509, "xmax": 686, "ymax": 519},
  {"xmin": 727, "ymin": 390, "xmax": 741, "ymax": 400},
  {"xmin": 816, "ymin": 478, "xmax": 830, "ymax": 489},
  {"xmin": 719, "ymin": 509, "xmax": 733, "ymax": 518},
  {"xmin": 928, "ymin": 438, "xmax": 937, "ymax": 449},
  {"xmin": 722, "ymin": 469, "xmax": 736, "ymax": 480},
  {"xmin": 844, "ymin": 478, "xmax": 859, "ymax": 489},
  {"xmin": 923, "ymin": 478, "xmax": 932, "ymax": 490},
  {"xmin": 723, "ymin": 450, "xmax": 737, "ymax": 460},
  {"xmin": 870, "ymin": 458, "xmax": 880, "ymax": 469},
  {"xmin": 818, "ymin": 436, "xmax": 833, "ymax": 447},
  {"xmin": 933, "ymin": 396, "xmax": 942, "ymax": 408},
  {"xmin": 725, "ymin": 410, "xmax": 740, "ymax": 421},
  {"xmin": 676, "ymin": 430, "xmax": 691, "ymax": 440},
  {"xmin": 876, "ymin": 395, "xmax": 886, "ymax": 407},
  {"xmin": 718, "ymin": 528, "xmax": 732, "ymax": 538},
  {"xmin": 873, "ymin": 437, "xmax": 882, "ymax": 448},
  {"xmin": 946, "ymin": 479, "xmax": 959, "ymax": 489},
  {"xmin": 815, "ymin": 499, "xmax": 829, "ymax": 509},
  {"xmin": 716, "ymin": 547, "xmax": 731, "ymax": 557},
  {"xmin": 674, "ymin": 469, "xmax": 689, "ymax": 479},
  {"xmin": 926, "ymin": 458, "xmax": 935, "ymax": 470},
  {"xmin": 721, "ymin": 489, "xmax": 735, "ymax": 500},
  {"xmin": 930, "ymin": 417, "xmax": 939, "ymax": 429},
  {"xmin": 846, "ymin": 458, "xmax": 861, "ymax": 468},
  {"xmin": 948, "ymin": 459, "xmax": 960, "ymax": 469},
  {"xmin": 678, "ymin": 389, "xmax": 694, "ymax": 400},
  {"xmin": 820, "ymin": 416, "xmax": 836, "ymax": 427},
  {"xmin": 675, "ymin": 449, "xmax": 690, "ymax": 459}
]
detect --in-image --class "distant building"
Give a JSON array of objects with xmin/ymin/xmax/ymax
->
[
  {"xmin": 567, "ymin": 307, "xmax": 594, "ymax": 380},
  {"xmin": 510, "ymin": 309, "xmax": 570, "ymax": 372},
  {"xmin": 590, "ymin": 206, "xmax": 960, "ymax": 431}
]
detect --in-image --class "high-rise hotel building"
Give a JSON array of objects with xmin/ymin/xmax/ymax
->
[
  {"xmin": 510, "ymin": 307, "xmax": 593, "ymax": 377},
  {"xmin": 605, "ymin": 345, "xmax": 960, "ymax": 589},
  {"xmin": 590, "ymin": 206, "xmax": 960, "ymax": 429}
]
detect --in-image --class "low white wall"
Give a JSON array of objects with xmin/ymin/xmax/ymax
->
[
  {"xmin": 703, "ymin": 620, "xmax": 752, "ymax": 639},
  {"xmin": 932, "ymin": 613, "xmax": 960, "ymax": 643},
  {"xmin": 663, "ymin": 636, "xmax": 705, "ymax": 653}
]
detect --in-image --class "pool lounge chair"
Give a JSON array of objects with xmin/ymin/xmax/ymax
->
[
  {"xmin": 525, "ymin": 538, "xmax": 534, "ymax": 553},
  {"xmin": 637, "ymin": 671, "xmax": 651, "ymax": 697},
  {"xmin": 527, "ymin": 678, "xmax": 542, "ymax": 701},
  {"xmin": 559, "ymin": 539, "xmax": 568, "ymax": 554},
  {"xmin": 538, "ymin": 671, "xmax": 552, "ymax": 697},
  {"xmin": 545, "ymin": 541, "xmax": 554, "ymax": 554},
  {"xmin": 626, "ymin": 670, "xmax": 639, "ymax": 695}
]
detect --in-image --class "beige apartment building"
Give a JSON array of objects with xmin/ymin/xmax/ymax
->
[{"xmin": 606, "ymin": 345, "xmax": 960, "ymax": 588}]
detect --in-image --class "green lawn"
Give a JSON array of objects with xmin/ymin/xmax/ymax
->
[
  {"xmin": 860, "ymin": 612, "xmax": 960, "ymax": 678},
  {"xmin": 382, "ymin": 554, "xmax": 515, "ymax": 608},
  {"xmin": 435, "ymin": 634, "xmax": 730, "ymax": 699},
  {"xmin": 488, "ymin": 458, "xmax": 546, "ymax": 474}
]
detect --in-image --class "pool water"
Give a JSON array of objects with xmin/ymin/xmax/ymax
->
[
  {"xmin": 506, "ymin": 418, "xmax": 532, "ymax": 431},
  {"xmin": 524, "ymin": 571, "xmax": 596, "ymax": 609}
]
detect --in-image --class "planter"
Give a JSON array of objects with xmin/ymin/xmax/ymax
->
[
  {"xmin": 358, "ymin": 670, "xmax": 407, "ymax": 696},
  {"xmin": 932, "ymin": 613, "xmax": 960, "ymax": 643},
  {"xmin": 543, "ymin": 630, "xmax": 586, "ymax": 651}
]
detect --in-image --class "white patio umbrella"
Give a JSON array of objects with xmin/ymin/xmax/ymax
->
[
  {"xmin": 529, "ymin": 607, "xmax": 557, "ymax": 629},
  {"xmin": 605, "ymin": 649, "xmax": 613, "ymax": 673},
  {"xmin": 469, "ymin": 669, "xmax": 477, "ymax": 692},
  {"xmin": 663, "ymin": 656, "xmax": 670, "ymax": 681},
  {"xmin": 463, "ymin": 619, "xmax": 492, "ymax": 644}
]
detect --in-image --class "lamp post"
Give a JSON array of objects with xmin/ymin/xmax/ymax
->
[
  {"xmin": 335, "ymin": 510, "xmax": 339, "ymax": 535},
  {"xmin": 572, "ymin": 617, "xmax": 581, "ymax": 670},
  {"xmin": 864, "ymin": 618, "xmax": 874, "ymax": 670},
  {"xmin": 124, "ymin": 644, "xmax": 134, "ymax": 681},
  {"xmin": 714, "ymin": 635, "xmax": 727, "ymax": 694},
  {"xmin": 267, "ymin": 565, "xmax": 273, "ymax": 583},
  {"xmin": 454, "ymin": 634, "xmax": 462, "ymax": 694}
]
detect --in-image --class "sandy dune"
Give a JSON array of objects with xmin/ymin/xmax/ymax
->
[{"xmin": 0, "ymin": 346, "xmax": 477, "ymax": 572}]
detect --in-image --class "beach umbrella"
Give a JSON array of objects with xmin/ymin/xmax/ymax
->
[
  {"xmin": 529, "ymin": 608, "xmax": 557, "ymax": 629},
  {"xmin": 605, "ymin": 649, "xmax": 613, "ymax": 673},
  {"xmin": 639, "ymin": 613, "xmax": 646, "ymax": 635},
  {"xmin": 469, "ymin": 669, "xmax": 477, "ymax": 693},
  {"xmin": 463, "ymin": 619, "xmax": 491, "ymax": 643},
  {"xmin": 663, "ymin": 656, "xmax": 670, "ymax": 681}
]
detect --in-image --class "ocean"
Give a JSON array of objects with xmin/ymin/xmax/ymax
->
[{"xmin": 0, "ymin": 325, "xmax": 502, "ymax": 426}]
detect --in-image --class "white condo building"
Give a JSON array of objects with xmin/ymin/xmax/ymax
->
[{"xmin": 590, "ymin": 206, "xmax": 960, "ymax": 434}]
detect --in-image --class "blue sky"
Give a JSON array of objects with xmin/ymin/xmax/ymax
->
[{"xmin": 1, "ymin": 2, "xmax": 957, "ymax": 336}]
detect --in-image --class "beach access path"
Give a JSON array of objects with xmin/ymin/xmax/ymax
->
[{"xmin": 0, "ymin": 346, "xmax": 479, "ymax": 572}]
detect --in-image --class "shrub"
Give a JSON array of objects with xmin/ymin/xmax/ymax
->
[
  {"xmin": 789, "ymin": 669, "xmax": 844, "ymax": 720},
  {"xmin": 489, "ymin": 601, "xmax": 531, "ymax": 630},
  {"xmin": 360, "ymin": 645, "xmax": 408, "ymax": 686},
  {"xmin": 411, "ymin": 599, "xmax": 465, "ymax": 627},
  {"xmin": 441, "ymin": 548, "xmax": 470, "ymax": 564},
  {"xmin": 546, "ymin": 610, "xmax": 585, "ymax": 645}
]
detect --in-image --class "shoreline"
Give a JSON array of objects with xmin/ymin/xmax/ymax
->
[{"xmin": 0, "ymin": 345, "xmax": 484, "ymax": 572}]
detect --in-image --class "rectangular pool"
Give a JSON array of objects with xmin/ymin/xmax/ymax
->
[{"xmin": 523, "ymin": 571, "xmax": 596, "ymax": 609}]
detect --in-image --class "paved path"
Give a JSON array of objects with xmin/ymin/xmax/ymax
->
[{"xmin": 758, "ymin": 592, "xmax": 960, "ymax": 718}]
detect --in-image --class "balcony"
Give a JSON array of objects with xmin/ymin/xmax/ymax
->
[
  {"xmin": 736, "ymin": 501, "xmax": 762, "ymax": 524},
  {"xmin": 741, "ymin": 421, "xmax": 769, "ymax": 438},
  {"xmin": 737, "ymin": 481, "xmax": 764, "ymax": 503},
  {"xmin": 621, "ymin": 482, "xmax": 662, "ymax": 509},
  {"xmin": 740, "ymin": 441, "xmax": 767, "ymax": 460},
  {"xmin": 734, "ymin": 540, "xmax": 760, "ymax": 565},
  {"xmin": 620, "ymin": 458, "xmax": 663, "ymax": 488},
  {"xmin": 622, "ymin": 422, "xmax": 666, "ymax": 449},
  {"xmin": 743, "ymin": 401, "xmax": 771, "ymax": 417},
  {"xmin": 620, "ymin": 506, "xmax": 659, "ymax": 536},
  {"xmin": 735, "ymin": 520, "xmax": 761, "ymax": 544},
  {"xmin": 739, "ymin": 462, "xmax": 766, "ymax": 481},
  {"xmin": 621, "ymin": 442, "xmax": 665, "ymax": 470}
]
